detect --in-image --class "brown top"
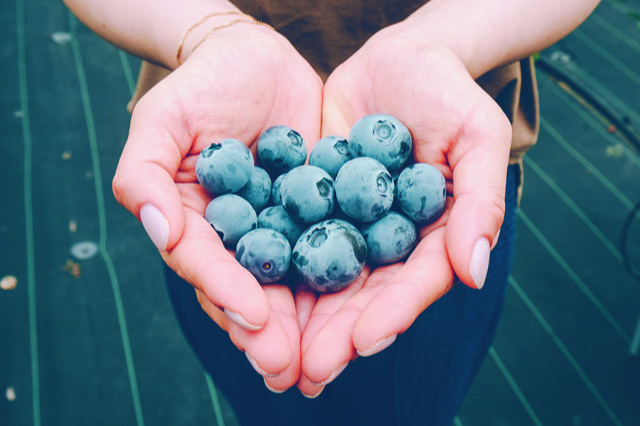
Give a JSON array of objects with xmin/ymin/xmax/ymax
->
[
  {"xmin": 232, "ymin": 0, "xmax": 540, "ymax": 165},
  {"xmin": 234, "ymin": 0, "xmax": 430, "ymax": 81},
  {"xmin": 129, "ymin": 0, "xmax": 539, "ymax": 168}
]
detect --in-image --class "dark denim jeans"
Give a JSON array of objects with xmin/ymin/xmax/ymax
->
[{"xmin": 165, "ymin": 164, "xmax": 520, "ymax": 426}]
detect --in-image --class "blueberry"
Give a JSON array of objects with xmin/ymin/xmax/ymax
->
[
  {"xmin": 309, "ymin": 135, "xmax": 353, "ymax": 179},
  {"xmin": 257, "ymin": 205, "xmax": 307, "ymax": 247},
  {"xmin": 292, "ymin": 219, "xmax": 367, "ymax": 293},
  {"xmin": 235, "ymin": 166, "xmax": 272, "ymax": 213},
  {"xmin": 396, "ymin": 163, "xmax": 446, "ymax": 224},
  {"xmin": 257, "ymin": 125, "xmax": 307, "ymax": 176},
  {"xmin": 279, "ymin": 165, "xmax": 336, "ymax": 224},
  {"xmin": 271, "ymin": 173, "xmax": 285, "ymax": 206},
  {"xmin": 349, "ymin": 113, "xmax": 412, "ymax": 172},
  {"xmin": 196, "ymin": 139, "xmax": 254, "ymax": 195},
  {"xmin": 204, "ymin": 194, "xmax": 257, "ymax": 248},
  {"xmin": 361, "ymin": 212, "xmax": 417, "ymax": 265},
  {"xmin": 235, "ymin": 229, "xmax": 291, "ymax": 283},
  {"xmin": 334, "ymin": 157, "xmax": 394, "ymax": 223}
]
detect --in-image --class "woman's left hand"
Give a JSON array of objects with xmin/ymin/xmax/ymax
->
[{"xmin": 295, "ymin": 26, "xmax": 513, "ymax": 397}]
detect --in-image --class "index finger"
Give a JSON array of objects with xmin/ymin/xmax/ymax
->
[
  {"xmin": 351, "ymin": 227, "xmax": 455, "ymax": 356},
  {"xmin": 444, "ymin": 94, "xmax": 512, "ymax": 289},
  {"xmin": 161, "ymin": 192, "xmax": 270, "ymax": 330}
]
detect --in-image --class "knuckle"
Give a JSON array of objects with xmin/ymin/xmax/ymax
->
[
  {"xmin": 111, "ymin": 169, "xmax": 129, "ymax": 205},
  {"xmin": 485, "ymin": 189, "xmax": 507, "ymax": 228}
]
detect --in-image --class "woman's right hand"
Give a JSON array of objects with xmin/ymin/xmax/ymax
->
[{"xmin": 111, "ymin": 22, "xmax": 323, "ymax": 392}]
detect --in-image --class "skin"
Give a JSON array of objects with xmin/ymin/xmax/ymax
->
[
  {"xmin": 299, "ymin": 33, "xmax": 514, "ymax": 397},
  {"xmin": 117, "ymin": 23, "xmax": 323, "ymax": 391},
  {"xmin": 64, "ymin": 0, "xmax": 601, "ymax": 397}
]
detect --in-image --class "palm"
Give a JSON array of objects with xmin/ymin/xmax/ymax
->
[
  {"xmin": 298, "ymin": 36, "xmax": 512, "ymax": 394},
  {"xmin": 114, "ymin": 26, "xmax": 323, "ymax": 391}
]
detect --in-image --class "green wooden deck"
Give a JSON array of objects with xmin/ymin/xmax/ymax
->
[{"xmin": 1, "ymin": 0, "xmax": 639, "ymax": 425}]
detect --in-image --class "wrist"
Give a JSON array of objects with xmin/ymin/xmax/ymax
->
[
  {"xmin": 155, "ymin": 3, "xmax": 247, "ymax": 69},
  {"xmin": 388, "ymin": 0, "xmax": 600, "ymax": 79},
  {"xmin": 64, "ymin": 0, "xmax": 248, "ymax": 69},
  {"xmin": 175, "ymin": 11, "xmax": 275, "ymax": 67},
  {"xmin": 383, "ymin": 7, "xmax": 488, "ymax": 79}
]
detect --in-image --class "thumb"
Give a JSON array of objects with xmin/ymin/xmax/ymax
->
[
  {"xmin": 445, "ymin": 99, "xmax": 512, "ymax": 289},
  {"xmin": 321, "ymin": 68, "xmax": 368, "ymax": 138},
  {"xmin": 113, "ymin": 96, "xmax": 271, "ymax": 330},
  {"xmin": 321, "ymin": 93, "xmax": 353, "ymax": 138},
  {"xmin": 112, "ymin": 96, "xmax": 188, "ymax": 252}
]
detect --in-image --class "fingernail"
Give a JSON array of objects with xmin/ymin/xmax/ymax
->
[
  {"xmin": 246, "ymin": 353, "xmax": 279, "ymax": 378},
  {"xmin": 140, "ymin": 204, "xmax": 169, "ymax": 251},
  {"xmin": 357, "ymin": 334, "xmax": 397, "ymax": 357},
  {"xmin": 302, "ymin": 387, "xmax": 324, "ymax": 399},
  {"xmin": 310, "ymin": 362, "xmax": 349, "ymax": 386},
  {"xmin": 224, "ymin": 308, "xmax": 263, "ymax": 331},
  {"xmin": 469, "ymin": 237, "xmax": 490, "ymax": 289},
  {"xmin": 264, "ymin": 379, "xmax": 286, "ymax": 394}
]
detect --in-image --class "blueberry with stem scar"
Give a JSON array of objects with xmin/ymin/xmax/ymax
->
[
  {"xmin": 348, "ymin": 113, "xmax": 412, "ymax": 172},
  {"xmin": 279, "ymin": 165, "xmax": 336, "ymax": 224},
  {"xmin": 195, "ymin": 138, "xmax": 254, "ymax": 195},
  {"xmin": 236, "ymin": 229, "xmax": 291, "ymax": 283},
  {"xmin": 334, "ymin": 157, "xmax": 394, "ymax": 223},
  {"xmin": 292, "ymin": 219, "xmax": 367, "ymax": 293},
  {"xmin": 309, "ymin": 135, "xmax": 353, "ymax": 179},
  {"xmin": 257, "ymin": 125, "xmax": 307, "ymax": 177}
]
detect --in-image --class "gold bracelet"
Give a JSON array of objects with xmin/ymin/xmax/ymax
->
[{"xmin": 176, "ymin": 11, "xmax": 272, "ymax": 66}]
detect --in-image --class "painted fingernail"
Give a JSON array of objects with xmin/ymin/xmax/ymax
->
[
  {"xmin": 264, "ymin": 379, "xmax": 286, "ymax": 394},
  {"xmin": 310, "ymin": 362, "xmax": 349, "ymax": 386},
  {"xmin": 357, "ymin": 334, "xmax": 397, "ymax": 357},
  {"xmin": 224, "ymin": 308, "xmax": 263, "ymax": 331},
  {"xmin": 246, "ymin": 353, "xmax": 279, "ymax": 378},
  {"xmin": 140, "ymin": 204, "xmax": 169, "ymax": 251},
  {"xmin": 469, "ymin": 237, "xmax": 490, "ymax": 289}
]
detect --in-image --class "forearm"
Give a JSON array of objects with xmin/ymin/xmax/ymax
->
[
  {"xmin": 401, "ymin": 0, "xmax": 601, "ymax": 78},
  {"xmin": 63, "ymin": 0, "xmax": 243, "ymax": 68}
]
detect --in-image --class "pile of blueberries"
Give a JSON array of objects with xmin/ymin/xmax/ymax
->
[{"xmin": 195, "ymin": 114, "xmax": 446, "ymax": 293}]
